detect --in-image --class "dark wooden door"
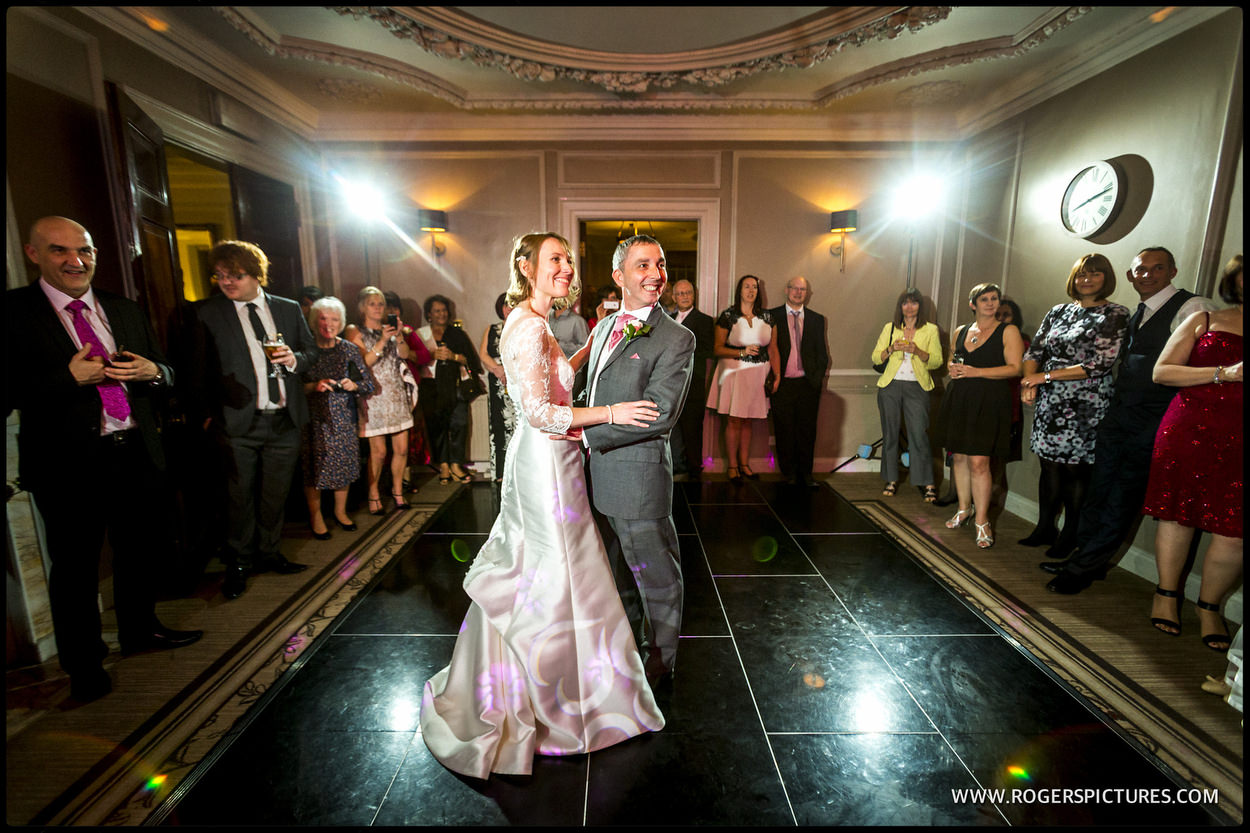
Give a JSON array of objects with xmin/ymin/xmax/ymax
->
[
  {"xmin": 231, "ymin": 165, "xmax": 303, "ymax": 300},
  {"xmin": 106, "ymin": 83, "xmax": 185, "ymax": 351}
]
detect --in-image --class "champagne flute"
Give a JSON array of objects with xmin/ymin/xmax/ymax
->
[{"xmin": 262, "ymin": 332, "xmax": 285, "ymax": 378}]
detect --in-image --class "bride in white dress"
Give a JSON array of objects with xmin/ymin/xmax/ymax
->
[{"xmin": 420, "ymin": 232, "xmax": 665, "ymax": 779}]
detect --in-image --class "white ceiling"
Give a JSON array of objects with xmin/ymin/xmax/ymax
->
[{"xmin": 86, "ymin": 6, "xmax": 1220, "ymax": 143}]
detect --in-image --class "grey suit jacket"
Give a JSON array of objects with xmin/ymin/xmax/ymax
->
[
  {"xmin": 580, "ymin": 305, "xmax": 695, "ymax": 519},
  {"xmin": 187, "ymin": 292, "xmax": 317, "ymax": 436}
]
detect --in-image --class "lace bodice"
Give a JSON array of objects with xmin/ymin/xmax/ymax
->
[{"xmin": 500, "ymin": 312, "xmax": 574, "ymax": 436}]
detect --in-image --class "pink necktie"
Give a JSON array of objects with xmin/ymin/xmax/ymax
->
[
  {"xmin": 786, "ymin": 309, "xmax": 804, "ymax": 376},
  {"xmin": 607, "ymin": 313, "xmax": 633, "ymax": 352},
  {"xmin": 66, "ymin": 299, "xmax": 131, "ymax": 420}
]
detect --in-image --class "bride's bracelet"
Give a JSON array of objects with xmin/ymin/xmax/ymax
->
[{"xmin": 606, "ymin": 404, "xmax": 615, "ymax": 424}]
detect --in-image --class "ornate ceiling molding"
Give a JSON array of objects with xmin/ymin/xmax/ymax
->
[
  {"xmin": 329, "ymin": 6, "xmax": 953, "ymax": 94},
  {"xmin": 210, "ymin": 5, "xmax": 1096, "ymax": 116}
]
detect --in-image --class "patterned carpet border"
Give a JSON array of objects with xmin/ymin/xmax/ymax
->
[
  {"xmin": 853, "ymin": 499, "xmax": 1242, "ymax": 825},
  {"xmin": 43, "ymin": 504, "xmax": 439, "ymax": 827}
]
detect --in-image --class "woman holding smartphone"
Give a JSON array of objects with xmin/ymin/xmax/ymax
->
[{"xmin": 346, "ymin": 285, "xmax": 416, "ymax": 513}]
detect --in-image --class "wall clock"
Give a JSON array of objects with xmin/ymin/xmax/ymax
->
[{"xmin": 1060, "ymin": 160, "xmax": 1125, "ymax": 238}]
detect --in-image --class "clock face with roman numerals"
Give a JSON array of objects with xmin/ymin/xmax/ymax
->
[{"xmin": 1060, "ymin": 161, "xmax": 1124, "ymax": 238}]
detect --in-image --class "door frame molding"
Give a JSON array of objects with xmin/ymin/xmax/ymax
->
[
  {"xmin": 559, "ymin": 198, "xmax": 721, "ymax": 313},
  {"xmin": 120, "ymin": 86, "xmax": 320, "ymax": 286}
]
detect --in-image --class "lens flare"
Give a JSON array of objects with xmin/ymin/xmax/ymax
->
[
  {"xmin": 145, "ymin": 774, "xmax": 167, "ymax": 790},
  {"xmin": 1007, "ymin": 764, "xmax": 1030, "ymax": 780},
  {"xmin": 451, "ymin": 539, "xmax": 471, "ymax": 562},
  {"xmin": 751, "ymin": 537, "xmax": 778, "ymax": 562}
]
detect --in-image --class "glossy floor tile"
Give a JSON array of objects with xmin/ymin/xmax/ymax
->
[{"xmin": 166, "ymin": 480, "xmax": 1223, "ymax": 826}]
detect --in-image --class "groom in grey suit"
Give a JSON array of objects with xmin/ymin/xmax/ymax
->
[{"xmin": 580, "ymin": 235, "xmax": 695, "ymax": 681}]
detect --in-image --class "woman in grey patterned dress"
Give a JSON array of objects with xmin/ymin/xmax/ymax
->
[
  {"xmin": 302, "ymin": 297, "xmax": 374, "ymax": 537},
  {"xmin": 1019, "ymin": 254, "xmax": 1129, "ymax": 558},
  {"xmin": 346, "ymin": 286, "xmax": 416, "ymax": 514}
]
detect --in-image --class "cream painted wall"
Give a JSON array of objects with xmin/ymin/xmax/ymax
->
[
  {"xmin": 947, "ymin": 10, "xmax": 1242, "ymax": 609},
  {"xmin": 995, "ymin": 12, "xmax": 1242, "ymax": 319}
]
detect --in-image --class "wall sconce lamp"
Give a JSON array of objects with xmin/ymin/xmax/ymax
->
[
  {"xmin": 829, "ymin": 210, "xmax": 859, "ymax": 273},
  {"xmin": 418, "ymin": 209, "xmax": 448, "ymax": 256}
]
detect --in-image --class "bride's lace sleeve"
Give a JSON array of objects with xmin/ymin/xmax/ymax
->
[{"xmin": 502, "ymin": 315, "xmax": 573, "ymax": 435}]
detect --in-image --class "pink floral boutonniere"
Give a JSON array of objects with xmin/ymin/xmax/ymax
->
[{"xmin": 622, "ymin": 321, "xmax": 653, "ymax": 345}]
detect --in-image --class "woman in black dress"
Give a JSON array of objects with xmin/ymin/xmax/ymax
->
[
  {"xmin": 415, "ymin": 294, "xmax": 484, "ymax": 485},
  {"xmin": 478, "ymin": 292, "xmax": 516, "ymax": 482},
  {"xmin": 935, "ymin": 283, "xmax": 1024, "ymax": 548}
]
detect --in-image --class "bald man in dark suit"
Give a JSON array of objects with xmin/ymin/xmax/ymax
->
[
  {"xmin": 769, "ymin": 276, "xmax": 830, "ymax": 488},
  {"xmin": 5, "ymin": 217, "xmax": 201, "ymax": 702}
]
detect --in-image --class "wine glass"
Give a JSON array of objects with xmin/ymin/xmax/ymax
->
[{"xmin": 261, "ymin": 332, "xmax": 285, "ymax": 378}]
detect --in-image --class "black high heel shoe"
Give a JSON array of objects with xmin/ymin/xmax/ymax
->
[
  {"xmin": 1150, "ymin": 586, "xmax": 1182, "ymax": 636},
  {"xmin": 1197, "ymin": 599, "xmax": 1230, "ymax": 653},
  {"xmin": 335, "ymin": 517, "xmax": 358, "ymax": 532},
  {"xmin": 392, "ymin": 491, "xmax": 410, "ymax": 510},
  {"xmin": 311, "ymin": 527, "xmax": 331, "ymax": 541},
  {"xmin": 727, "ymin": 467, "xmax": 743, "ymax": 484},
  {"xmin": 368, "ymin": 497, "xmax": 386, "ymax": 516}
]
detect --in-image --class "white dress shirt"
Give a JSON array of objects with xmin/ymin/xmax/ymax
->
[{"xmin": 231, "ymin": 291, "xmax": 287, "ymax": 409}]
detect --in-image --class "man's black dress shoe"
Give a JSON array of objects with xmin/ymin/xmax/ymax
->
[
  {"xmin": 258, "ymin": 554, "xmax": 309, "ymax": 574},
  {"xmin": 69, "ymin": 670, "xmax": 112, "ymax": 703},
  {"xmin": 121, "ymin": 627, "xmax": 204, "ymax": 655},
  {"xmin": 1039, "ymin": 559, "xmax": 1069, "ymax": 574},
  {"xmin": 222, "ymin": 566, "xmax": 248, "ymax": 600},
  {"xmin": 1046, "ymin": 571, "xmax": 1099, "ymax": 594},
  {"xmin": 1018, "ymin": 529, "xmax": 1057, "ymax": 547}
]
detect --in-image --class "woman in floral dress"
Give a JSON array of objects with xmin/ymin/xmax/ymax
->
[
  {"xmin": 346, "ymin": 286, "xmax": 416, "ymax": 513},
  {"xmin": 1019, "ymin": 254, "xmax": 1129, "ymax": 559},
  {"xmin": 301, "ymin": 296, "xmax": 374, "ymax": 537}
]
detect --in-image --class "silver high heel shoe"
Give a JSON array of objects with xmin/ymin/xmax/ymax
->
[{"xmin": 945, "ymin": 507, "xmax": 974, "ymax": 529}]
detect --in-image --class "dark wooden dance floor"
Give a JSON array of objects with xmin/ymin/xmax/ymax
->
[{"xmin": 149, "ymin": 477, "xmax": 1238, "ymax": 826}]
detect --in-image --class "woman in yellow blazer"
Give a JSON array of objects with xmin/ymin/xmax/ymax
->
[{"xmin": 872, "ymin": 288, "xmax": 944, "ymax": 500}]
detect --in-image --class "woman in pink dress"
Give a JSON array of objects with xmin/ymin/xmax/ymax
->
[
  {"xmin": 1143, "ymin": 256, "xmax": 1242, "ymax": 652},
  {"xmin": 706, "ymin": 274, "xmax": 780, "ymax": 483}
]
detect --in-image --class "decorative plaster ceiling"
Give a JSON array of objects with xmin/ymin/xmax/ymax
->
[{"xmin": 87, "ymin": 6, "xmax": 1219, "ymax": 142}]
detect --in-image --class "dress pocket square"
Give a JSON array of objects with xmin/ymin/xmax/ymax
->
[{"xmin": 629, "ymin": 353, "xmax": 641, "ymax": 359}]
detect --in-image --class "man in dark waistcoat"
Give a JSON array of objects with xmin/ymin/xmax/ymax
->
[{"xmin": 1043, "ymin": 247, "xmax": 1215, "ymax": 594}]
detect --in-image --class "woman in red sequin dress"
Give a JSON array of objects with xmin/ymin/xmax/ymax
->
[{"xmin": 1142, "ymin": 256, "xmax": 1242, "ymax": 652}]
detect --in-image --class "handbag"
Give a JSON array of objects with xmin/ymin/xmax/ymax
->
[
  {"xmin": 764, "ymin": 367, "xmax": 776, "ymax": 398},
  {"xmin": 872, "ymin": 325, "xmax": 894, "ymax": 373},
  {"xmin": 457, "ymin": 371, "xmax": 486, "ymax": 403}
]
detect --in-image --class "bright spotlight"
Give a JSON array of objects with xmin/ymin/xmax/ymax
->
[
  {"xmin": 893, "ymin": 174, "xmax": 945, "ymax": 221},
  {"xmin": 338, "ymin": 177, "xmax": 388, "ymax": 222}
]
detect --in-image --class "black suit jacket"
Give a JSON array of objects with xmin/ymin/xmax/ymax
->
[
  {"xmin": 186, "ymin": 292, "xmax": 317, "ymax": 436},
  {"xmin": 674, "ymin": 307, "xmax": 715, "ymax": 391},
  {"xmin": 770, "ymin": 304, "xmax": 830, "ymax": 391},
  {"xmin": 4, "ymin": 282, "xmax": 172, "ymax": 495}
]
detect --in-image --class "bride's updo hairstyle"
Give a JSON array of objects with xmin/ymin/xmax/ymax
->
[{"xmin": 506, "ymin": 232, "xmax": 580, "ymax": 311}]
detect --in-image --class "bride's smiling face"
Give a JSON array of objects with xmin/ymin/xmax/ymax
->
[{"xmin": 526, "ymin": 237, "xmax": 575, "ymax": 299}]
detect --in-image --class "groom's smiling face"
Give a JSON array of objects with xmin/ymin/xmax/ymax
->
[{"xmin": 613, "ymin": 241, "xmax": 667, "ymax": 311}]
